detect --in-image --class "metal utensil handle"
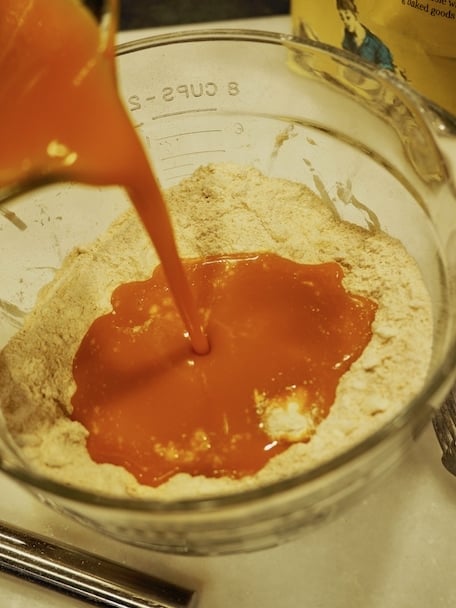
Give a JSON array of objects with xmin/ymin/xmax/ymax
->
[{"xmin": 0, "ymin": 521, "xmax": 197, "ymax": 608}]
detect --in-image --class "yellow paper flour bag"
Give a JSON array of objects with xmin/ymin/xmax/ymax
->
[{"xmin": 291, "ymin": 0, "xmax": 456, "ymax": 114}]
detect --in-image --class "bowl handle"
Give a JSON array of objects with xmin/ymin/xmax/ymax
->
[{"xmin": 425, "ymin": 101, "xmax": 456, "ymax": 188}]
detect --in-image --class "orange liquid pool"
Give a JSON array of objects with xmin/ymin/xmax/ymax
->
[{"xmin": 72, "ymin": 254, "xmax": 376, "ymax": 485}]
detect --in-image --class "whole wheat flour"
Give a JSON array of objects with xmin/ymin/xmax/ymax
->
[{"xmin": 0, "ymin": 163, "xmax": 433, "ymax": 499}]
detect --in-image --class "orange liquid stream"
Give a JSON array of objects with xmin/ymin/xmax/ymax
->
[
  {"xmin": 2, "ymin": 0, "xmax": 377, "ymax": 485},
  {"xmin": 0, "ymin": 0, "xmax": 208, "ymax": 354}
]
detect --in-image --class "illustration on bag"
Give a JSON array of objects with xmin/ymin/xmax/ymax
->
[
  {"xmin": 294, "ymin": 0, "xmax": 404, "ymax": 77},
  {"xmin": 292, "ymin": 0, "xmax": 456, "ymax": 114},
  {"xmin": 337, "ymin": 0, "xmax": 395, "ymax": 70}
]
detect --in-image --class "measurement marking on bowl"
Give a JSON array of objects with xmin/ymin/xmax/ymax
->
[
  {"xmin": 0, "ymin": 299, "xmax": 27, "ymax": 322},
  {"xmin": 155, "ymin": 129, "xmax": 223, "ymax": 141},
  {"xmin": 163, "ymin": 163, "xmax": 195, "ymax": 172},
  {"xmin": 152, "ymin": 107, "xmax": 218, "ymax": 120},
  {"xmin": 0, "ymin": 208, "xmax": 27, "ymax": 231},
  {"xmin": 168, "ymin": 172, "xmax": 196, "ymax": 181},
  {"xmin": 160, "ymin": 150, "xmax": 226, "ymax": 161}
]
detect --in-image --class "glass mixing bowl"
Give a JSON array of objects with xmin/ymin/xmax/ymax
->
[{"xmin": 0, "ymin": 30, "xmax": 456, "ymax": 556}]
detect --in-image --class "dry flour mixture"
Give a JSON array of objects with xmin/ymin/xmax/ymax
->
[{"xmin": 0, "ymin": 163, "xmax": 433, "ymax": 499}]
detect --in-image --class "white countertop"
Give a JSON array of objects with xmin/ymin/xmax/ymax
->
[
  {"xmin": 2, "ymin": 15, "xmax": 456, "ymax": 608},
  {"xmin": 2, "ymin": 424, "xmax": 456, "ymax": 608}
]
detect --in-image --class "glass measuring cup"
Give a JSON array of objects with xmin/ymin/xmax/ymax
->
[
  {"xmin": 0, "ymin": 30, "xmax": 456, "ymax": 556},
  {"xmin": 0, "ymin": 0, "xmax": 117, "ymax": 205}
]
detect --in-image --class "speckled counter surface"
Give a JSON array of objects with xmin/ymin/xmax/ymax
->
[{"xmin": 1, "ymin": 15, "xmax": 456, "ymax": 608}]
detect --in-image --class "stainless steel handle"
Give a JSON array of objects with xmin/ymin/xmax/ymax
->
[{"xmin": 0, "ymin": 521, "xmax": 197, "ymax": 608}]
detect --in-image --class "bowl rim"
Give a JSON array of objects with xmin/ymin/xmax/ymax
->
[{"xmin": 2, "ymin": 28, "xmax": 456, "ymax": 514}]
